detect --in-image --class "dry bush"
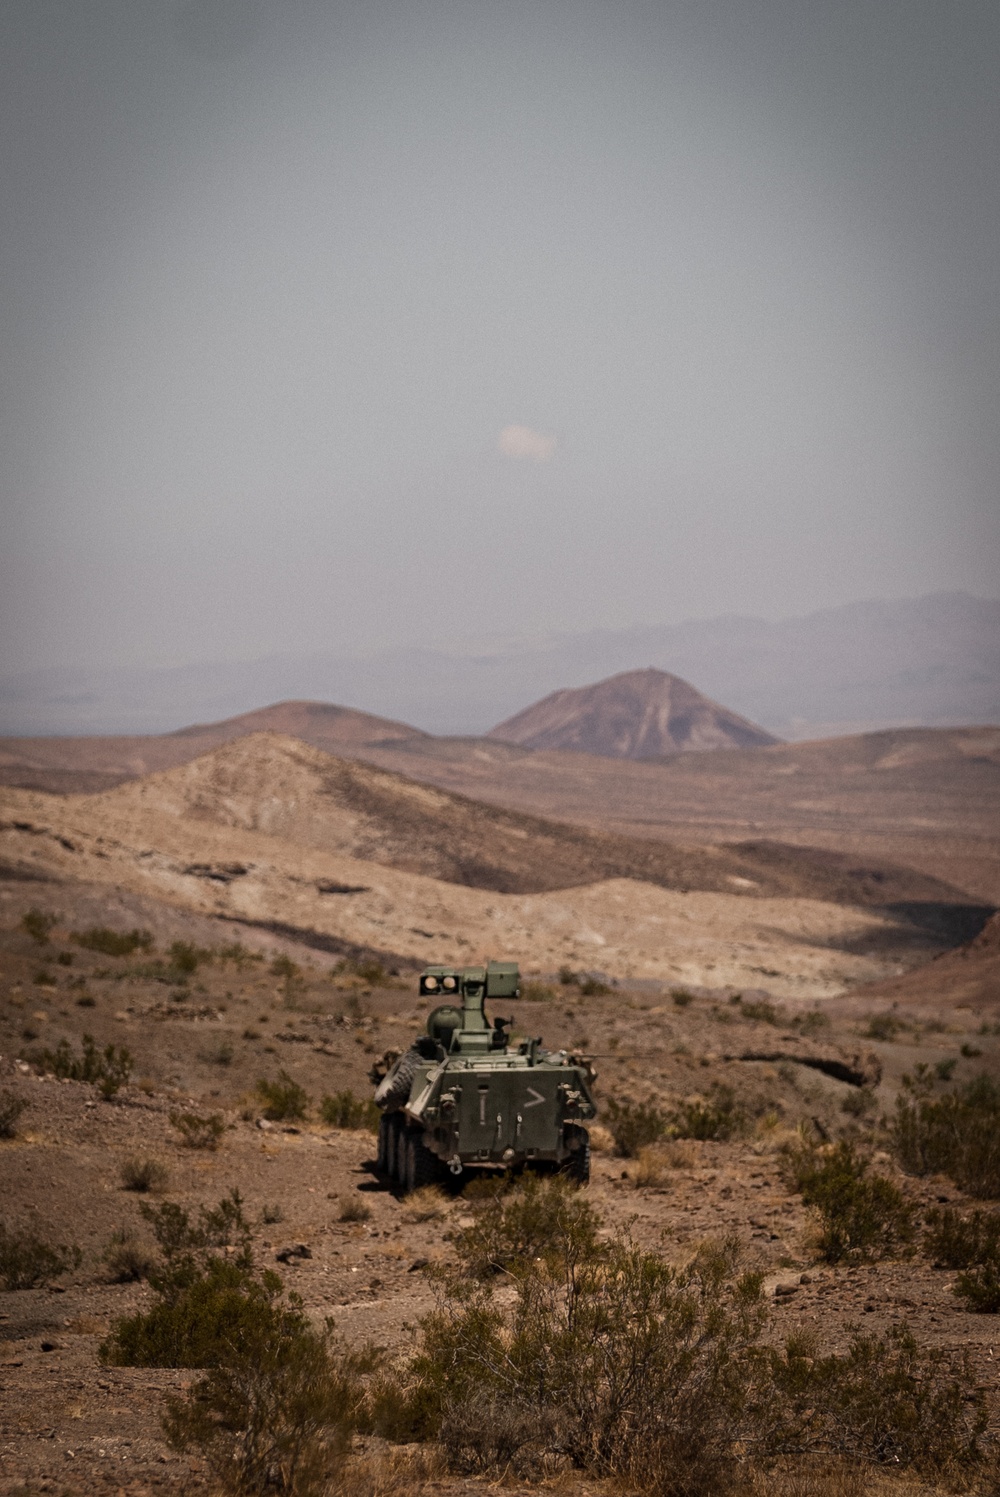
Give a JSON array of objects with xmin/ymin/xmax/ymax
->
[
  {"xmin": 0, "ymin": 1222, "xmax": 80, "ymax": 1289},
  {"xmin": 170, "ymin": 1111, "xmax": 226, "ymax": 1150},
  {"xmin": 0, "ymin": 1088, "xmax": 28, "ymax": 1139},
  {"xmin": 24, "ymin": 1033, "xmax": 133, "ymax": 1098},
  {"xmin": 120, "ymin": 1155, "xmax": 169, "ymax": 1192},
  {"xmin": 401, "ymin": 1187, "xmax": 447, "ymax": 1223},
  {"xmin": 587, "ymin": 1123, "xmax": 615, "ymax": 1154},
  {"xmin": 604, "ymin": 1096, "xmax": 670, "ymax": 1156},
  {"xmin": 73, "ymin": 925, "xmax": 152, "ymax": 957},
  {"xmin": 321, "ymin": 1090, "xmax": 378, "ymax": 1131},
  {"xmin": 633, "ymin": 1145, "xmax": 674, "ymax": 1189},
  {"xmin": 339, "ymin": 1443, "xmax": 444, "ymax": 1497},
  {"xmin": 924, "ymin": 1206, "xmax": 1000, "ymax": 1313},
  {"xmin": 103, "ymin": 1228, "xmax": 155, "ymax": 1282},
  {"xmin": 257, "ymin": 1070, "xmax": 309, "ymax": 1122},
  {"xmin": 21, "ymin": 908, "xmax": 56, "ymax": 944},
  {"xmin": 338, "ymin": 1196, "xmax": 373, "ymax": 1224},
  {"xmin": 788, "ymin": 1142, "xmax": 916, "ymax": 1264},
  {"xmin": 892, "ymin": 1073, "xmax": 1000, "ymax": 1199}
]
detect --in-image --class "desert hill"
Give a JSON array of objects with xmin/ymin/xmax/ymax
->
[
  {"xmin": 488, "ymin": 668, "xmax": 779, "ymax": 758},
  {"xmin": 0, "ymin": 699, "xmax": 425, "ymax": 795},
  {"xmin": 77, "ymin": 731, "xmax": 968, "ymax": 913}
]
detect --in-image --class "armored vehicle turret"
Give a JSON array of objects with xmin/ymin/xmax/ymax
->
[{"xmin": 372, "ymin": 961, "xmax": 596, "ymax": 1192}]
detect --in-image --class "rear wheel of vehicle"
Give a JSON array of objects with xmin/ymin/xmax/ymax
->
[
  {"xmin": 402, "ymin": 1128, "xmax": 441, "ymax": 1193},
  {"xmin": 376, "ymin": 1113, "xmax": 390, "ymax": 1173},
  {"xmin": 562, "ymin": 1125, "xmax": 591, "ymax": 1185}
]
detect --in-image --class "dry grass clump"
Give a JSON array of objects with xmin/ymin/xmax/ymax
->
[
  {"xmin": 0, "ymin": 1088, "xmax": 28, "ymax": 1139},
  {"xmin": 587, "ymin": 1123, "xmax": 615, "ymax": 1154},
  {"xmin": 103, "ymin": 1228, "xmax": 155, "ymax": 1282},
  {"xmin": 401, "ymin": 1186, "xmax": 448, "ymax": 1223},
  {"xmin": 339, "ymin": 1444, "xmax": 445, "ymax": 1497},
  {"xmin": 120, "ymin": 1155, "xmax": 169, "ymax": 1192},
  {"xmin": 338, "ymin": 1195, "xmax": 373, "ymax": 1224},
  {"xmin": 171, "ymin": 1111, "xmax": 226, "ymax": 1150}
]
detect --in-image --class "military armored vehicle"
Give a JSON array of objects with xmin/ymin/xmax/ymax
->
[{"xmin": 373, "ymin": 961, "xmax": 596, "ymax": 1191}]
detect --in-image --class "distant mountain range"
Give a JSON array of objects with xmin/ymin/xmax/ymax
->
[
  {"xmin": 1, "ymin": 591, "xmax": 997, "ymax": 738},
  {"xmin": 489, "ymin": 669, "xmax": 778, "ymax": 757}
]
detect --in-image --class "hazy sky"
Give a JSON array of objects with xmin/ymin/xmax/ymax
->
[{"xmin": 2, "ymin": 0, "xmax": 998, "ymax": 673}]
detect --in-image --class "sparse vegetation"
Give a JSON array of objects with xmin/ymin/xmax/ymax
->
[
  {"xmin": 0, "ymin": 1222, "xmax": 81, "ymax": 1289},
  {"xmin": 120, "ymin": 1156, "xmax": 169, "ymax": 1192},
  {"xmin": 790, "ymin": 1142, "xmax": 916, "ymax": 1264},
  {"xmin": 23, "ymin": 1033, "xmax": 133, "ymax": 1098},
  {"xmin": 670, "ymin": 987, "xmax": 694, "ymax": 1006},
  {"xmin": 103, "ymin": 1227, "xmax": 155, "ymax": 1282},
  {"xmin": 739, "ymin": 999, "xmax": 781, "ymax": 1025},
  {"xmin": 520, "ymin": 979, "xmax": 556, "ymax": 1001},
  {"xmin": 603, "ymin": 1096, "xmax": 669, "ymax": 1156},
  {"xmin": 557, "ymin": 966, "xmax": 611, "ymax": 995},
  {"xmin": 170, "ymin": 1111, "xmax": 226, "ymax": 1150},
  {"xmin": 863, "ymin": 1012, "xmax": 906, "ymax": 1041},
  {"xmin": 673, "ymin": 1086, "xmax": 746, "ymax": 1141},
  {"xmin": 337, "ymin": 1196, "xmax": 372, "ymax": 1223},
  {"xmin": 924, "ymin": 1206, "xmax": 1000, "ymax": 1313},
  {"xmin": 102, "ymin": 1191, "xmax": 363, "ymax": 1494},
  {"xmin": 366, "ymin": 1176, "xmax": 987, "ymax": 1488},
  {"xmin": 401, "ymin": 1186, "xmax": 447, "ymax": 1222},
  {"xmin": 168, "ymin": 939, "xmax": 211, "ymax": 973},
  {"xmin": 891, "ymin": 1073, "xmax": 1000, "ymax": 1198},
  {"xmin": 320, "ymin": 1090, "xmax": 378, "ymax": 1131},
  {"xmin": 257, "ymin": 1071, "xmax": 309, "ymax": 1122},
  {"xmin": 73, "ymin": 925, "xmax": 153, "ymax": 957},
  {"xmin": 0, "ymin": 1089, "xmax": 28, "ymax": 1139},
  {"xmin": 21, "ymin": 908, "xmax": 56, "ymax": 944}
]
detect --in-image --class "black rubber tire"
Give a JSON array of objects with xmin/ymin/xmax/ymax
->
[
  {"xmin": 388, "ymin": 1114, "xmax": 405, "ymax": 1183},
  {"xmin": 376, "ymin": 1113, "xmax": 391, "ymax": 1173},
  {"xmin": 401, "ymin": 1128, "xmax": 441, "ymax": 1193},
  {"xmin": 376, "ymin": 1048, "xmax": 420, "ymax": 1111},
  {"xmin": 562, "ymin": 1125, "xmax": 591, "ymax": 1185}
]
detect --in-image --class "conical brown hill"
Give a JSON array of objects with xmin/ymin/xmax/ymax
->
[
  {"xmin": 488, "ymin": 668, "xmax": 779, "ymax": 758},
  {"xmin": 93, "ymin": 732, "xmax": 963, "ymax": 909}
]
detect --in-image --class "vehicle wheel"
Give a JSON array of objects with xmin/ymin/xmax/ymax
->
[
  {"xmin": 562, "ymin": 1125, "xmax": 591, "ymax": 1185},
  {"xmin": 402, "ymin": 1128, "xmax": 441, "ymax": 1193},
  {"xmin": 388, "ymin": 1113, "xmax": 405, "ymax": 1182},
  {"xmin": 376, "ymin": 1113, "xmax": 390, "ymax": 1173}
]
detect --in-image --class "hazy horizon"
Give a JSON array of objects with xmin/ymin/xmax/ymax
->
[{"xmin": 2, "ymin": 2, "xmax": 998, "ymax": 676}]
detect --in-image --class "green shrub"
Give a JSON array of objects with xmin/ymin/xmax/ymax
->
[
  {"xmin": 0, "ymin": 1222, "xmax": 80, "ymax": 1289},
  {"xmin": 769, "ymin": 1324, "xmax": 987, "ymax": 1473},
  {"xmin": 101, "ymin": 1191, "xmax": 364, "ymax": 1494},
  {"xmin": 603, "ymin": 1096, "xmax": 669, "ymax": 1157},
  {"xmin": 104, "ymin": 1228, "xmax": 155, "ymax": 1283},
  {"xmin": 21, "ymin": 908, "xmax": 56, "ymax": 944},
  {"xmin": 338, "ymin": 1196, "xmax": 372, "ymax": 1223},
  {"xmin": 673, "ymin": 1087, "xmax": 746, "ymax": 1141},
  {"xmin": 450, "ymin": 1172, "xmax": 601, "ymax": 1279},
  {"xmin": 320, "ymin": 1090, "xmax": 378, "ymax": 1131},
  {"xmin": 924, "ymin": 1206, "xmax": 1000, "ymax": 1314},
  {"xmin": 73, "ymin": 925, "xmax": 152, "ymax": 957},
  {"xmin": 891, "ymin": 1074, "xmax": 1000, "ymax": 1198},
  {"xmin": 670, "ymin": 987, "xmax": 694, "ymax": 1007},
  {"xmin": 24, "ymin": 1033, "xmax": 133, "ymax": 1098},
  {"xmin": 257, "ymin": 1071, "xmax": 309, "ymax": 1122},
  {"xmin": 740, "ymin": 999, "xmax": 781, "ymax": 1025},
  {"xmin": 0, "ymin": 1089, "xmax": 28, "ymax": 1139},
  {"xmin": 556, "ymin": 967, "xmax": 610, "ymax": 995},
  {"xmin": 793, "ymin": 1142, "xmax": 916, "ymax": 1264},
  {"xmin": 864, "ymin": 1012, "xmax": 905, "ymax": 1041},
  {"xmin": 168, "ymin": 939, "xmax": 210, "ymax": 973},
  {"xmin": 170, "ymin": 1111, "xmax": 226, "ymax": 1150},
  {"xmin": 120, "ymin": 1156, "xmax": 169, "ymax": 1192}
]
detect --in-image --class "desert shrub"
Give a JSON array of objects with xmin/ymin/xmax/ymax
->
[
  {"xmin": 402, "ymin": 1186, "xmax": 448, "ymax": 1223},
  {"xmin": 769, "ymin": 1324, "xmax": 987, "ymax": 1473},
  {"xmin": 673, "ymin": 1086, "xmax": 746, "ymax": 1141},
  {"xmin": 670, "ymin": 987, "xmax": 694, "ymax": 1007},
  {"xmin": 168, "ymin": 939, "xmax": 211, "ymax": 973},
  {"xmin": 0, "ymin": 1089, "xmax": 28, "ymax": 1139},
  {"xmin": 0, "ymin": 1222, "xmax": 80, "ymax": 1289},
  {"xmin": 863, "ymin": 1013, "xmax": 905, "ymax": 1041},
  {"xmin": 320, "ymin": 1090, "xmax": 378, "ymax": 1131},
  {"xmin": 120, "ymin": 1155, "xmax": 169, "ymax": 1192},
  {"xmin": 793, "ymin": 1142, "xmax": 916, "ymax": 1264},
  {"xmin": 338, "ymin": 1196, "xmax": 372, "ymax": 1224},
  {"xmin": 520, "ymin": 980, "xmax": 556, "ymax": 1001},
  {"xmin": 271, "ymin": 953, "xmax": 300, "ymax": 980},
  {"xmin": 934, "ymin": 1057, "xmax": 957, "ymax": 1082},
  {"xmin": 604, "ymin": 1096, "xmax": 669, "ymax": 1157},
  {"xmin": 924, "ymin": 1206, "xmax": 1000, "ymax": 1313},
  {"xmin": 365, "ymin": 1177, "xmax": 990, "ymax": 1488},
  {"xmin": 171, "ymin": 1111, "xmax": 226, "ymax": 1150},
  {"xmin": 840, "ymin": 1088, "xmax": 877, "ymax": 1118},
  {"xmin": 632, "ymin": 1145, "xmax": 672, "ymax": 1189},
  {"xmin": 448, "ymin": 1172, "xmax": 601, "ymax": 1279},
  {"xmin": 201, "ymin": 1041, "xmax": 234, "ymax": 1066},
  {"xmin": 73, "ymin": 925, "xmax": 152, "ymax": 957},
  {"xmin": 891, "ymin": 1073, "xmax": 1000, "ymax": 1198},
  {"xmin": 21, "ymin": 907, "xmax": 56, "ymax": 943},
  {"xmin": 557, "ymin": 966, "xmax": 610, "ymax": 995},
  {"xmin": 740, "ymin": 1000, "xmax": 781, "ymax": 1025},
  {"xmin": 218, "ymin": 941, "xmax": 261, "ymax": 967},
  {"xmin": 24, "ymin": 1033, "xmax": 133, "ymax": 1098},
  {"xmin": 102, "ymin": 1190, "xmax": 364, "ymax": 1493},
  {"xmin": 794, "ymin": 1010, "xmax": 830, "ymax": 1035},
  {"xmin": 257, "ymin": 1070, "xmax": 309, "ymax": 1122},
  {"xmin": 104, "ymin": 1228, "xmax": 155, "ymax": 1283}
]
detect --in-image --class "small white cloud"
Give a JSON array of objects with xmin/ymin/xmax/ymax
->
[{"xmin": 498, "ymin": 424, "xmax": 557, "ymax": 462}]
